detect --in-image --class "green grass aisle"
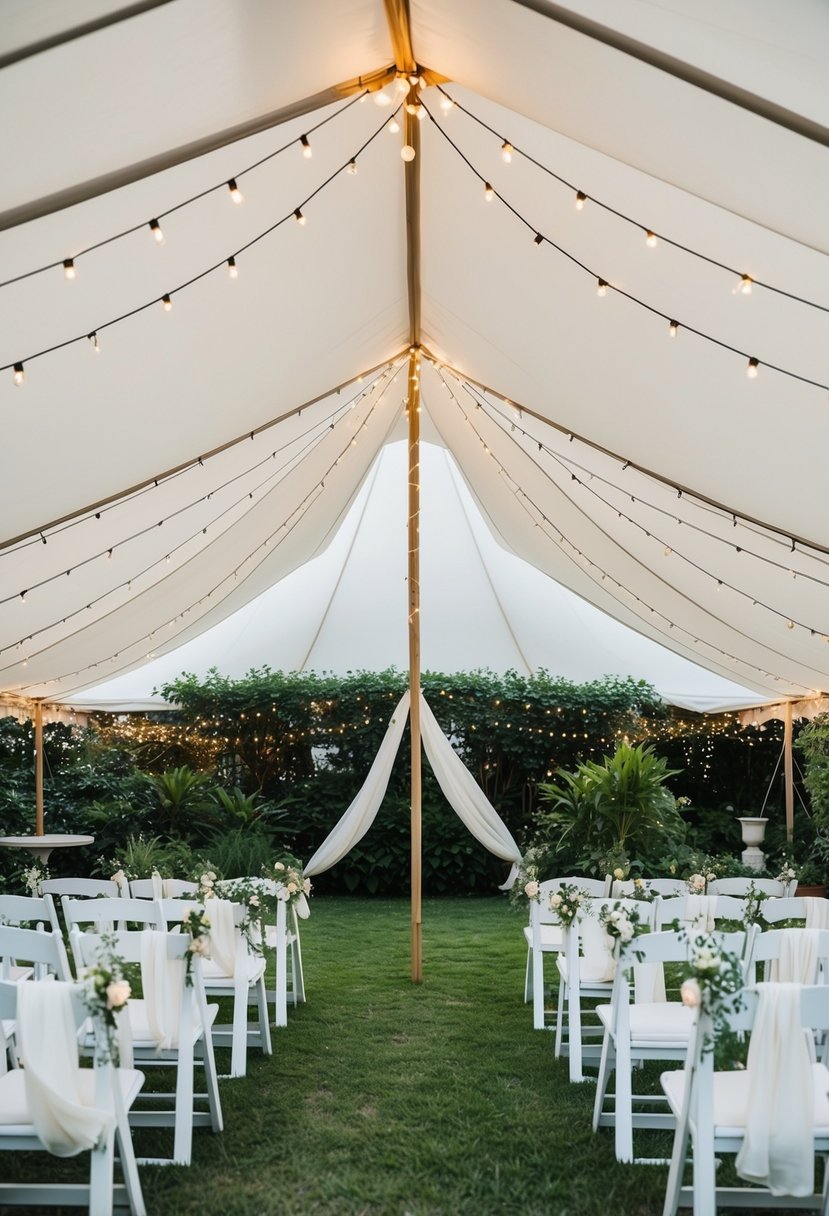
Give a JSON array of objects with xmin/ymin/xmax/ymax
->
[
  {"xmin": 1, "ymin": 898, "xmax": 672, "ymax": 1214},
  {"xmin": 142, "ymin": 896, "xmax": 669, "ymax": 1215}
]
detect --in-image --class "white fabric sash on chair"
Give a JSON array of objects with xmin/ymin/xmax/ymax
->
[
  {"xmin": 140, "ymin": 930, "xmax": 185, "ymax": 1050},
  {"xmin": 205, "ymin": 899, "xmax": 236, "ymax": 977},
  {"xmin": 770, "ymin": 930, "xmax": 819, "ymax": 984},
  {"xmin": 580, "ymin": 917, "xmax": 616, "ymax": 982},
  {"xmin": 18, "ymin": 982, "xmax": 112, "ymax": 1157},
  {"xmin": 805, "ymin": 899, "xmax": 829, "ymax": 930},
  {"xmin": 685, "ymin": 894, "xmax": 718, "ymax": 932},
  {"xmin": 735, "ymin": 982, "xmax": 813, "ymax": 1197}
]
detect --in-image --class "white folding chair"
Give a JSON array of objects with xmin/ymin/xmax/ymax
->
[
  {"xmin": 0, "ymin": 926, "xmax": 74, "ymax": 1071},
  {"xmin": 661, "ymin": 984, "xmax": 829, "ymax": 1216},
  {"xmin": 554, "ymin": 896, "xmax": 653, "ymax": 1082},
  {"xmin": 0, "ymin": 977, "xmax": 146, "ymax": 1216},
  {"xmin": 592, "ymin": 928, "xmax": 749, "ymax": 1163},
  {"xmin": 523, "ymin": 876, "xmax": 611, "ymax": 1031},
  {"xmin": 70, "ymin": 925, "xmax": 222, "ymax": 1167},
  {"xmin": 62, "ymin": 898, "xmax": 164, "ymax": 978},
  {"xmin": 158, "ymin": 898, "xmax": 271, "ymax": 1078}
]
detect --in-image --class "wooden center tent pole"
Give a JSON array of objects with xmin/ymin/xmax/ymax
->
[
  {"xmin": 34, "ymin": 700, "xmax": 44, "ymax": 836},
  {"xmin": 784, "ymin": 700, "xmax": 794, "ymax": 844},
  {"xmin": 383, "ymin": 0, "xmax": 424, "ymax": 982}
]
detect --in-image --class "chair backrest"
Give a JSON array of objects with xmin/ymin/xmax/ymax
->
[
  {"xmin": 129, "ymin": 877, "xmax": 198, "ymax": 899},
  {"xmin": 759, "ymin": 896, "xmax": 808, "ymax": 924},
  {"xmin": 0, "ymin": 924, "xmax": 73, "ymax": 981},
  {"xmin": 618, "ymin": 926, "xmax": 749, "ymax": 970},
  {"xmin": 40, "ymin": 878, "xmax": 122, "ymax": 899},
  {"xmin": 0, "ymin": 893, "xmax": 60, "ymax": 933},
  {"xmin": 62, "ymin": 896, "xmax": 164, "ymax": 930},
  {"xmin": 70, "ymin": 924, "xmax": 192, "ymax": 969},
  {"xmin": 652, "ymin": 895, "xmax": 687, "ymax": 929},
  {"xmin": 157, "ymin": 897, "xmax": 246, "ymax": 928},
  {"xmin": 611, "ymin": 877, "xmax": 687, "ymax": 898},
  {"xmin": 709, "ymin": 877, "xmax": 790, "ymax": 899},
  {"xmin": 680, "ymin": 893, "xmax": 749, "ymax": 924}
]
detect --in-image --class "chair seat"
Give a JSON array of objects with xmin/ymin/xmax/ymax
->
[
  {"xmin": 523, "ymin": 924, "xmax": 564, "ymax": 950},
  {"xmin": 125, "ymin": 999, "xmax": 207, "ymax": 1047},
  {"xmin": 661, "ymin": 1063, "xmax": 829, "ymax": 1135},
  {"xmin": 201, "ymin": 954, "xmax": 266, "ymax": 985},
  {"xmin": 0, "ymin": 1064, "xmax": 145, "ymax": 1131},
  {"xmin": 597, "ymin": 1001, "xmax": 694, "ymax": 1044},
  {"xmin": 556, "ymin": 956, "xmax": 614, "ymax": 987}
]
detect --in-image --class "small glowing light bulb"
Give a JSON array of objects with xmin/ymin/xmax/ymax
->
[
  {"xmin": 669, "ymin": 319, "xmax": 679, "ymax": 338},
  {"xmin": 294, "ymin": 208, "xmax": 306, "ymax": 225},
  {"xmin": 484, "ymin": 182, "xmax": 494, "ymax": 201},
  {"xmin": 387, "ymin": 117, "xmax": 400, "ymax": 134},
  {"xmin": 227, "ymin": 178, "xmax": 244, "ymax": 203},
  {"xmin": 787, "ymin": 619, "xmax": 794, "ymax": 630},
  {"xmin": 347, "ymin": 159, "xmax": 358, "ymax": 175},
  {"xmin": 401, "ymin": 145, "xmax": 416, "ymax": 162},
  {"xmin": 373, "ymin": 86, "xmax": 392, "ymax": 107},
  {"xmin": 395, "ymin": 76, "xmax": 409, "ymax": 96},
  {"xmin": 501, "ymin": 140, "xmax": 513, "ymax": 163},
  {"xmin": 575, "ymin": 191, "xmax": 587, "ymax": 210},
  {"xmin": 300, "ymin": 135, "xmax": 312, "ymax": 159},
  {"xmin": 227, "ymin": 256, "xmax": 238, "ymax": 278},
  {"xmin": 645, "ymin": 230, "xmax": 658, "ymax": 247},
  {"xmin": 405, "ymin": 101, "xmax": 419, "ymax": 115},
  {"xmin": 596, "ymin": 278, "xmax": 608, "ymax": 297},
  {"xmin": 161, "ymin": 293, "xmax": 172, "ymax": 311},
  {"xmin": 88, "ymin": 331, "xmax": 101, "ymax": 352},
  {"xmin": 746, "ymin": 357, "xmax": 759, "ymax": 378},
  {"xmin": 440, "ymin": 95, "xmax": 454, "ymax": 112},
  {"xmin": 63, "ymin": 258, "xmax": 76, "ymax": 280},
  {"xmin": 739, "ymin": 273, "xmax": 753, "ymax": 295},
  {"xmin": 663, "ymin": 546, "xmax": 672, "ymax": 556},
  {"xmin": 149, "ymin": 218, "xmax": 164, "ymax": 244},
  {"xmin": 12, "ymin": 362, "xmax": 24, "ymax": 386}
]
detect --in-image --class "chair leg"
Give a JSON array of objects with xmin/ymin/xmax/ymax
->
[
  {"xmin": 532, "ymin": 947, "xmax": 546, "ymax": 1030},
  {"xmin": 230, "ymin": 973, "xmax": 248, "ymax": 1078},
  {"xmin": 197, "ymin": 991, "xmax": 223, "ymax": 1133},
  {"xmin": 113, "ymin": 1091, "xmax": 146, "ymax": 1216},
  {"xmin": 524, "ymin": 945, "xmax": 532, "ymax": 1004},
  {"xmin": 88, "ymin": 1120, "xmax": 116, "ymax": 1216},
  {"xmin": 614, "ymin": 1035, "xmax": 633, "ymax": 1163},
  {"xmin": 592, "ymin": 1031, "xmax": 613, "ymax": 1133},
  {"xmin": 568, "ymin": 982, "xmax": 584, "ymax": 1083},
  {"xmin": 255, "ymin": 976, "xmax": 272, "ymax": 1056},
  {"xmin": 554, "ymin": 975, "xmax": 566, "ymax": 1059}
]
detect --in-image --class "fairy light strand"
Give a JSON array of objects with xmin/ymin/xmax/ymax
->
[
  {"xmin": 436, "ymin": 369, "xmax": 820, "ymax": 692},
  {"xmin": 477, "ymin": 390, "xmax": 829, "ymax": 590},
  {"xmin": 434, "ymin": 85, "xmax": 829, "ymax": 317},
  {"xmin": 0, "ymin": 92, "xmax": 369, "ymax": 290},
  {"xmin": 5, "ymin": 371, "xmax": 406, "ymax": 689},
  {"xmin": 1, "ymin": 104, "xmax": 402, "ymax": 377},
  {"xmin": 0, "ymin": 366, "xmax": 400, "ymax": 619},
  {"xmin": 422, "ymin": 102, "xmax": 829, "ymax": 396},
  {"xmin": 465, "ymin": 381, "xmax": 829, "ymax": 639}
]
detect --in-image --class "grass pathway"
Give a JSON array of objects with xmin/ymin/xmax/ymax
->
[{"xmin": 5, "ymin": 897, "xmax": 673, "ymax": 1214}]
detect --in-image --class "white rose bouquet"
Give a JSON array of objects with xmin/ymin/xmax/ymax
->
[
  {"xmin": 78, "ymin": 933, "xmax": 131, "ymax": 1064},
  {"xmin": 547, "ymin": 882, "xmax": 589, "ymax": 927}
]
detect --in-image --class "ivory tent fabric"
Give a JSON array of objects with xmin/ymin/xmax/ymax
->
[{"xmin": 1, "ymin": 1, "xmax": 827, "ymax": 708}]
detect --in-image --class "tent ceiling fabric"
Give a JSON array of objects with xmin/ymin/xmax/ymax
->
[{"xmin": 1, "ymin": 0, "xmax": 827, "ymax": 709}]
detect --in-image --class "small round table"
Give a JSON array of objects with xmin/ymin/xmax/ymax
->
[{"xmin": 0, "ymin": 834, "xmax": 95, "ymax": 864}]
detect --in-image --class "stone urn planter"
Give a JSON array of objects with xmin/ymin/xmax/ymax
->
[{"xmin": 737, "ymin": 816, "xmax": 768, "ymax": 871}]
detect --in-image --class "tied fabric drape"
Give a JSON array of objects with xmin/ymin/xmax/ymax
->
[
  {"xmin": 418, "ymin": 693, "xmax": 521, "ymax": 864},
  {"xmin": 302, "ymin": 691, "xmax": 520, "ymax": 878},
  {"xmin": 735, "ymin": 983, "xmax": 813, "ymax": 1196},
  {"xmin": 806, "ymin": 899, "xmax": 829, "ymax": 930},
  {"xmin": 205, "ymin": 899, "xmax": 236, "ymax": 976},
  {"xmin": 304, "ymin": 693, "xmax": 410, "ymax": 877},
  {"xmin": 140, "ymin": 930, "xmax": 186, "ymax": 1050},
  {"xmin": 770, "ymin": 929, "xmax": 819, "ymax": 983},
  {"xmin": 685, "ymin": 894, "xmax": 718, "ymax": 932},
  {"xmin": 18, "ymin": 982, "xmax": 112, "ymax": 1157}
]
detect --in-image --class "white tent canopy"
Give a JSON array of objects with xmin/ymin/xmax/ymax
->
[
  {"xmin": 65, "ymin": 439, "xmax": 761, "ymax": 714},
  {"xmin": 1, "ymin": 0, "xmax": 827, "ymax": 710}
]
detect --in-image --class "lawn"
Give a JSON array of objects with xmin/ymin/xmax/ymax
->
[{"xmin": 4, "ymin": 897, "xmax": 674, "ymax": 1215}]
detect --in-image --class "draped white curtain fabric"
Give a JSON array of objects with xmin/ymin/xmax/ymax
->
[
  {"xmin": 770, "ymin": 930, "xmax": 819, "ymax": 984},
  {"xmin": 685, "ymin": 894, "xmax": 718, "ymax": 932},
  {"xmin": 18, "ymin": 982, "xmax": 112, "ymax": 1157},
  {"xmin": 735, "ymin": 983, "xmax": 814, "ymax": 1197},
  {"xmin": 806, "ymin": 900, "xmax": 829, "ymax": 930},
  {"xmin": 140, "ymin": 930, "xmax": 185, "ymax": 1050},
  {"xmin": 206, "ymin": 899, "xmax": 237, "ymax": 977},
  {"xmin": 418, "ymin": 693, "xmax": 521, "ymax": 864},
  {"xmin": 304, "ymin": 693, "xmax": 411, "ymax": 877},
  {"xmin": 303, "ymin": 691, "xmax": 522, "ymax": 879}
]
